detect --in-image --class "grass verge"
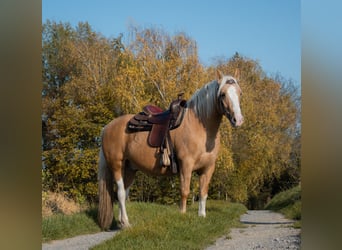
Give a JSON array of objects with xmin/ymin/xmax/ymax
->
[
  {"xmin": 43, "ymin": 200, "xmax": 246, "ymax": 248},
  {"xmin": 42, "ymin": 207, "xmax": 101, "ymax": 242},
  {"xmin": 265, "ymin": 185, "xmax": 301, "ymax": 228},
  {"xmin": 91, "ymin": 200, "xmax": 246, "ymax": 250}
]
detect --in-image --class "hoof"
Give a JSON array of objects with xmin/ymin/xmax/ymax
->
[
  {"xmin": 180, "ymin": 208, "xmax": 186, "ymax": 214},
  {"xmin": 119, "ymin": 221, "xmax": 131, "ymax": 229}
]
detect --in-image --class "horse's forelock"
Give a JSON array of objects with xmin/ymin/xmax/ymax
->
[{"xmin": 217, "ymin": 75, "xmax": 238, "ymax": 97}]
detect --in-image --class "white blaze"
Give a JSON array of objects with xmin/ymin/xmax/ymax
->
[{"xmin": 227, "ymin": 87, "xmax": 244, "ymax": 126}]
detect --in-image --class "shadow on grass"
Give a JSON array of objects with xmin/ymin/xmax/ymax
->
[{"xmin": 85, "ymin": 206, "xmax": 120, "ymax": 231}]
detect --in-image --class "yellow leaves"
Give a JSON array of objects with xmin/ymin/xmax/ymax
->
[
  {"xmin": 125, "ymin": 26, "xmax": 202, "ymax": 108},
  {"xmin": 212, "ymin": 56, "xmax": 300, "ymax": 204},
  {"xmin": 42, "ymin": 21, "xmax": 300, "ymax": 204}
]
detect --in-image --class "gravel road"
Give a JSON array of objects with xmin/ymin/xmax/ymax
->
[
  {"xmin": 42, "ymin": 230, "xmax": 118, "ymax": 250},
  {"xmin": 42, "ymin": 210, "xmax": 300, "ymax": 249},
  {"xmin": 206, "ymin": 210, "xmax": 301, "ymax": 250}
]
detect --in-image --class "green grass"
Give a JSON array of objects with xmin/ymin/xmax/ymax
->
[
  {"xmin": 42, "ymin": 201, "xmax": 246, "ymax": 248},
  {"xmin": 42, "ymin": 207, "xmax": 101, "ymax": 242},
  {"xmin": 265, "ymin": 185, "xmax": 301, "ymax": 227},
  {"xmin": 91, "ymin": 201, "xmax": 246, "ymax": 250}
]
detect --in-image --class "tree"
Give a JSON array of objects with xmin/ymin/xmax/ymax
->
[
  {"xmin": 127, "ymin": 26, "xmax": 205, "ymax": 107},
  {"xmin": 42, "ymin": 21, "xmax": 125, "ymax": 201},
  {"xmin": 213, "ymin": 55, "xmax": 299, "ymax": 206},
  {"xmin": 42, "ymin": 22, "xmax": 301, "ymax": 208}
]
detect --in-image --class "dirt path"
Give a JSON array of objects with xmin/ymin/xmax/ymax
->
[
  {"xmin": 42, "ymin": 230, "xmax": 118, "ymax": 250},
  {"xmin": 206, "ymin": 210, "xmax": 301, "ymax": 250}
]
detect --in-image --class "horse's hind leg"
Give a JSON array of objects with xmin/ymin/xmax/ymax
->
[
  {"xmin": 117, "ymin": 162, "xmax": 136, "ymax": 225},
  {"xmin": 113, "ymin": 161, "xmax": 131, "ymax": 228},
  {"xmin": 123, "ymin": 161, "xmax": 136, "ymax": 198}
]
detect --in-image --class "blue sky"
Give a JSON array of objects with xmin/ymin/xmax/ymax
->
[{"xmin": 43, "ymin": 0, "xmax": 300, "ymax": 86}]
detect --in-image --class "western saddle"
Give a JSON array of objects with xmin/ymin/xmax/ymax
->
[{"xmin": 127, "ymin": 93, "xmax": 187, "ymax": 173}]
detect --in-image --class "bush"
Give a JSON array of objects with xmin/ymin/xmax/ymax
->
[{"xmin": 265, "ymin": 185, "xmax": 301, "ymax": 221}]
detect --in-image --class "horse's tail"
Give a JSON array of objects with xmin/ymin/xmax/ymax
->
[{"xmin": 97, "ymin": 134, "xmax": 114, "ymax": 230}]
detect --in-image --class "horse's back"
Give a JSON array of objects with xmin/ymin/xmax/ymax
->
[
  {"xmin": 103, "ymin": 114, "xmax": 132, "ymax": 140},
  {"xmin": 102, "ymin": 114, "xmax": 167, "ymax": 174}
]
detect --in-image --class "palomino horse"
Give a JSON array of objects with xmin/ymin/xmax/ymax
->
[{"xmin": 98, "ymin": 70, "xmax": 244, "ymax": 230}]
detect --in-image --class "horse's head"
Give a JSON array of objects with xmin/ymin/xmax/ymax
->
[{"xmin": 216, "ymin": 70, "xmax": 244, "ymax": 127}]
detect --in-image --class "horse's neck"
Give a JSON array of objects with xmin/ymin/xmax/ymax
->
[
  {"xmin": 186, "ymin": 108, "xmax": 222, "ymax": 138},
  {"xmin": 204, "ymin": 112, "xmax": 222, "ymax": 138}
]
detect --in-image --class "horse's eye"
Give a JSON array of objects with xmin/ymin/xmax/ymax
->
[{"xmin": 220, "ymin": 93, "xmax": 225, "ymax": 98}]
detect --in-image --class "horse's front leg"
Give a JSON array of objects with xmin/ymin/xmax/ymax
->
[
  {"xmin": 198, "ymin": 164, "xmax": 215, "ymax": 217},
  {"xmin": 179, "ymin": 160, "xmax": 193, "ymax": 213}
]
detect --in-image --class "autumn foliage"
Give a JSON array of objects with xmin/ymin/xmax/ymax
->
[{"xmin": 42, "ymin": 21, "xmax": 300, "ymax": 208}]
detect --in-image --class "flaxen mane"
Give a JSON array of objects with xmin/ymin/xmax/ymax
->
[{"xmin": 188, "ymin": 81, "xmax": 219, "ymax": 124}]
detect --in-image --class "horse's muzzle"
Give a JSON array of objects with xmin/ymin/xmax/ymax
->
[
  {"xmin": 234, "ymin": 114, "xmax": 244, "ymax": 127},
  {"xmin": 227, "ymin": 113, "xmax": 244, "ymax": 127}
]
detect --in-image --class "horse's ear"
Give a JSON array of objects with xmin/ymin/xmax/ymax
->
[
  {"xmin": 233, "ymin": 68, "xmax": 240, "ymax": 81},
  {"xmin": 216, "ymin": 69, "xmax": 223, "ymax": 84}
]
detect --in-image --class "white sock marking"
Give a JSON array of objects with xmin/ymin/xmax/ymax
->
[{"xmin": 198, "ymin": 194, "xmax": 208, "ymax": 217}]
